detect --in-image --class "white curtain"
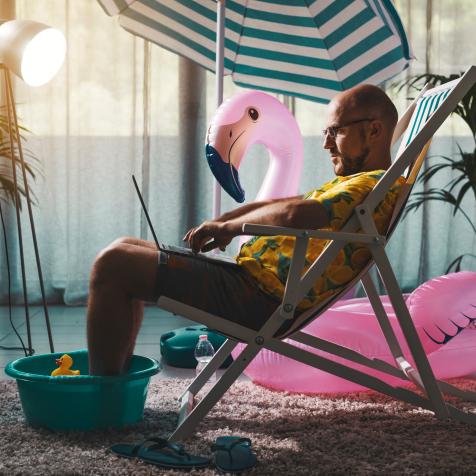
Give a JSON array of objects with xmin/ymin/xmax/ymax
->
[
  {"xmin": 0, "ymin": 0, "xmax": 475, "ymax": 304},
  {"xmin": 388, "ymin": 0, "xmax": 476, "ymax": 288}
]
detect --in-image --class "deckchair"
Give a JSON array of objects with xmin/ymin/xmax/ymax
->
[{"xmin": 158, "ymin": 65, "xmax": 476, "ymax": 442}]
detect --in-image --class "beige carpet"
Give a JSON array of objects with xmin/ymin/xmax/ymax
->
[{"xmin": 2, "ymin": 378, "xmax": 476, "ymax": 475}]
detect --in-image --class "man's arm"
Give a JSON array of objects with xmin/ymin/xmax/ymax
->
[
  {"xmin": 214, "ymin": 195, "xmax": 303, "ymax": 222},
  {"xmin": 184, "ymin": 197, "xmax": 329, "ymax": 253}
]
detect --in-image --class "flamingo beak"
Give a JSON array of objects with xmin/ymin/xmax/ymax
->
[{"xmin": 205, "ymin": 143, "xmax": 245, "ymax": 203}]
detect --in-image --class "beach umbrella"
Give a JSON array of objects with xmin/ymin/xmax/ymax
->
[{"xmin": 98, "ymin": 0, "xmax": 412, "ymax": 215}]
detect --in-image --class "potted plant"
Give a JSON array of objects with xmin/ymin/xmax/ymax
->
[
  {"xmin": 397, "ymin": 72, "xmax": 476, "ymax": 272},
  {"xmin": 0, "ymin": 105, "xmax": 40, "ymax": 209}
]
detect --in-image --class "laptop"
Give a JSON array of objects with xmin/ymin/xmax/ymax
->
[{"xmin": 132, "ymin": 175, "xmax": 238, "ymax": 267}]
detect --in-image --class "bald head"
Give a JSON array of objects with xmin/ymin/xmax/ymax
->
[
  {"xmin": 330, "ymin": 84, "xmax": 398, "ymax": 138},
  {"xmin": 324, "ymin": 84, "xmax": 398, "ymax": 176}
]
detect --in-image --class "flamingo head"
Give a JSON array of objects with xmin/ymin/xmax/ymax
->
[{"xmin": 206, "ymin": 90, "xmax": 292, "ymax": 203}]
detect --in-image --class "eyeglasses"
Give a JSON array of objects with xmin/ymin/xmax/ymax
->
[{"xmin": 322, "ymin": 118, "xmax": 374, "ymax": 139}]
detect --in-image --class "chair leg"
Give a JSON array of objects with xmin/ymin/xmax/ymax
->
[
  {"xmin": 267, "ymin": 337, "xmax": 430, "ymax": 408},
  {"xmin": 268, "ymin": 337, "xmax": 476, "ymax": 424},
  {"xmin": 169, "ymin": 340, "xmax": 262, "ymax": 442},
  {"xmin": 360, "ymin": 273, "xmax": 407, "ymax": 360},
  {"xmin": 361, "ymin": 274, "xmax": 424, "ymax": 386},
  {"xmin": 176, "ymin": 339, "xmax": 238, "ymax": 430},
  {"xmin": 371, "ymin": 245, "xmax": 450, "ymax": 418},
  {"xmin": 179, "ymin": 339, "xmax": 238, "ymax": 399}
]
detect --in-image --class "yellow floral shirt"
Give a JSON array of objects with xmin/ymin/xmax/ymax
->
[{"xmin": 237, "ymin": 170, "xmax": 405, "ymax": 310}]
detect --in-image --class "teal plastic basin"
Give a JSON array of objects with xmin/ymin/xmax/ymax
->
[{"xmin": 5, "ymin": 349, "xmax": 160, "ymax": 431}]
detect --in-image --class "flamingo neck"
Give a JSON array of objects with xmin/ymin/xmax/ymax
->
[
  {"xmin": 255, "ymin": 149, "xmax": 290, "ymax": 201},
  {"xmin": 254, "ymin": 130, "xmax": 303, "ymax": 202}
]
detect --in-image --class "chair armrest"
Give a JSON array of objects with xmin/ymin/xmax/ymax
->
[{"xmin": 242, "ymin": 223, "xmax": 385, "ymax": 245}]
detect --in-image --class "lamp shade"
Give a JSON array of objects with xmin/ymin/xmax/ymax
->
[{"xmin": 0, "ymin": 19, "xmax": 66, "ymax": 86}]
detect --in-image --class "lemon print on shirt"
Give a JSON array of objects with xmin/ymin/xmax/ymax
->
[{"xmin": 237, "ymin": 170, "xmax": 405, "ymax": 310}]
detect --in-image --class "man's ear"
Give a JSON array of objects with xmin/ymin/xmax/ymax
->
[{"xmin": 369, "ymin": 120, "xmax": 383, "ymax": 140}]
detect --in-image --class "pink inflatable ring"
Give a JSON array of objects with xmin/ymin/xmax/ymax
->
[{"xmin": 232, "ymin": 272, "xmax": 476, "ymax": 393}]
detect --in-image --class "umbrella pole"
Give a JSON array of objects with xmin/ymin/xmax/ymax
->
[{"xmin": 213, "ymin": 0, "xmax": 226, "ymax": 220}]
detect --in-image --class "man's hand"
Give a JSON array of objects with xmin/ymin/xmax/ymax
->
[
  {"xmin": 182, "ymin": 197, "xmax": 329, "ymax": 254},
  {"xmin": 183, "ymin": 220, "xmax": 234, "ymax": 253}
]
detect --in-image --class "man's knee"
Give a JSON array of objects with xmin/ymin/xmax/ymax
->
[
  {"xmin": 109, "ymin": 236, "xmax": 137, "ymax": 248},
  {"xmin": 90, "ymin": 242, "xmax": 129, "ymax": 290}
]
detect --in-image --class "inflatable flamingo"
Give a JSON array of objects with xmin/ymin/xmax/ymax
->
[
  {"xmin": 232, "ymin": 272, "xmax": 476, "ymax": 393},
  {"xmin": 205, "ymin": 90, "xmax": 303, "ymax": 204},
  {"xmin": 206, "ymin": 90, "xmax": 303, "ymax": 251}
]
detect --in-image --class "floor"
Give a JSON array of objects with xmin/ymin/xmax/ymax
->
[{"xmin": 0, "ymin": 305, "xmax": 219, "ymax": 380}]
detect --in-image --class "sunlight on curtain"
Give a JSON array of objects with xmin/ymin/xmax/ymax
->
[
  {"xmin": 4, "ymin": 0, "xmax": 187, "ymax": 303},
  {"xmin": 1, "ymin": 0, "xmax": 475, "ymax": 305}
]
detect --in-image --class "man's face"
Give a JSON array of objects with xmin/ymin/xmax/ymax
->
[{"xmin": 323, "ymin": 99, "xmax": 371, "ymax": 176}]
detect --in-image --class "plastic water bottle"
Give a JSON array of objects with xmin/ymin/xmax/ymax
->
[{"xmin": 194, "ymin": 334, "xmax": 216, "ymax": 382}]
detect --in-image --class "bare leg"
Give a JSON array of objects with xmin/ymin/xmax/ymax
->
[
  {"xmin": 114, "ymin": 238, "xmax": 157, "ymax": 372},
  {"xmin": 115, "ymin": 236, "xmax": 158, "ymax": 250},
  {"xmin": 87, "ymin": 237, "xmax": 159, "ymax": 375},
  {"xmin": 122, "ymin": 299, "xmax": 145, "ymax": 373}
]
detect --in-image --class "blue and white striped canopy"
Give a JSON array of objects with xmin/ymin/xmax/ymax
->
[
  {"xmin": 404, "ymin": 85, "xmax": 453, "ymax": 148},
  {"xmin": 98, "ymin": 0, "xmax": 411, "ymax": 103}
]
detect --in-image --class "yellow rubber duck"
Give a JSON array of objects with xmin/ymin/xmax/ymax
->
[{"xmin": 51, "ymin": 354, "xmax": 80, "ymax": 376}]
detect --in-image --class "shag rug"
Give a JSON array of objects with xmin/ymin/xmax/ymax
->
[{"xmin": 2, "ymin": 378, "xmax": 476, "ymax": 475}]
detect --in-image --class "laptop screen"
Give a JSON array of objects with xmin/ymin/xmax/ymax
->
[{"xmin": 132, "ymin": 174, "xmax": 161, "ymax": 249}]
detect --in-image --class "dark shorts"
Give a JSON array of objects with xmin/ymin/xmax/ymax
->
[{"xmin": 155, "ymin": 250, "xmax": 282, "ymax": 332}]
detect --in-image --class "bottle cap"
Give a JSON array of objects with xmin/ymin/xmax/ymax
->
[{"xmin": 199, "ymin": 334, "xmax": 208, "ymax": 340}]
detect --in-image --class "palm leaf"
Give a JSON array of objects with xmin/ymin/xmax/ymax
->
[
  {"xmin": 453, "ymin": 181, "xmax": 472, "ymax": 215},
  {"xmin": 446, "ymin": 174, "xmax": 467, "ymax": 193},
  {"xmin": 446, "ymin": 253, "xmax": 476, "ymax": 273},
  {"xmin": 0, "ymin": 154, "xmax": 38, "ymax": 181},
  {"xmin": 418, "ymin": 159, "xmax": 454, "ymax": 184},
  {"xmin": 403, "ymin": 189, "xmax": 459, "ymax": 219},
  {"xmin": 457, "ymin": 145, "xmax": 476, "ymax": 199},
  {"xmin": 0, "ymin": 108, "xmax": 41, "ymax": 207},
  {"xmin": 0, "ymin": 176, "xmax": 34, "ymax": 210},
  {"xmin": 403, "ymin": 187, "xmax": 476, "ymax": 234}
]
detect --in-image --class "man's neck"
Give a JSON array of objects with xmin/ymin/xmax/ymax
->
[{"xmin": 361, "ymin": 153, "xmax": 391, "ymax": 172}]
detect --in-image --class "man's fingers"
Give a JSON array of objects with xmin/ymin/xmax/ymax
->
[
  {"xmin": 188, "ymin": 227, "xmax": 205, "ymax": 251},
  {"xmin": 201, "ymin": 240, "xmax": 219, "ymax": 252},
  {"xmin": 182, "ymin": 228, "xmax": 194, "ymax": 243},
  {"xmin": 200, "ymin": 241, "xmax": 227, "ymax": 253},
  {"xmin": 191, "ymin": 230, "xmax": 212, "ymax": 253},
  {"xmin": 184, "ymin": 221, "xmax": 228, "ymax": 253}
]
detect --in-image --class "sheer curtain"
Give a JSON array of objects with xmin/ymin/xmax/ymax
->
[
  {"xmin": 388, "ymin": 0, "xmax": 476, "ymax": 289},
  {"xmin": 0, "ymin": 0, "xmax": 475, "ymax": 305}
]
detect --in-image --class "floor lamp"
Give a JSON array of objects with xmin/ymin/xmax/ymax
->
[{"xmin": 0, "ymin": 20, "xmax": 66, "ymax": 355}]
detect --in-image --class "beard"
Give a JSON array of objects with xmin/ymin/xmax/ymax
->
[{"xmin": 333, "ymin": 148, "xmax": 369, "ymax": 176}]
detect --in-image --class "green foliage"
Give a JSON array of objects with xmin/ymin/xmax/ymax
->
[
  {"xmin": 397, "ymin": 72, "xmax": 476, "ymax": 273},
  {"xmin": 0, "ymin": 105, "xmax": 41, "ymax": 209}
]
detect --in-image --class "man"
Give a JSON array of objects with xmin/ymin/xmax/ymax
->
[{"xmin": 87, "ymin": 84, "xmax": 404, "ymax": 375}]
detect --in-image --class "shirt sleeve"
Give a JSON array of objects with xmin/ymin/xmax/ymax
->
[
  {"xmin": 312, "ymin": 173, "xmax": 380, "ymax": 231},
  {"xmin": 303, "ymin": 177, "xmax": 342, "ymax": 199}
]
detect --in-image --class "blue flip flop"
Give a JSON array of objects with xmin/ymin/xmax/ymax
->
[
  {"xmin": 211, "ymin": 436, "xmax": 257, "ymax": 473},
  {"xmin": 110, "ymin": 437, "xmax": 211, "ymax": 469}
]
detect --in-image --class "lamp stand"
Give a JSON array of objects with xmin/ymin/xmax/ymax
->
[{"xmin": 1, "ymin": 64, "xmax": 54, "ymax": 355}]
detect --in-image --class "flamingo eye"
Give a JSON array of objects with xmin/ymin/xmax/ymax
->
[{"xmin": 248, "ymin": 108, "xmax": 259, "ymax": 121}]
